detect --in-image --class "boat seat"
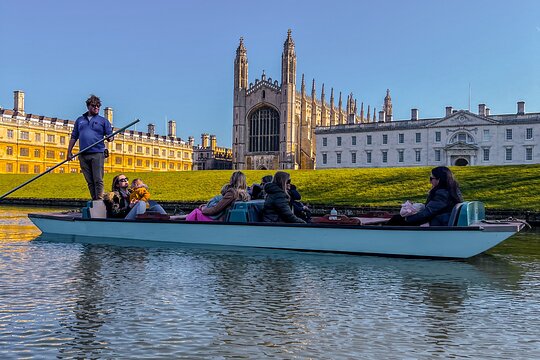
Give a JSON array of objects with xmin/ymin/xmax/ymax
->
[
  {"xmin": 456, "ymin": 201, "xmax": 485, "ymax": 226},
  {"xmin": 226, "ymin": 200, "xmax": 265, "ymax": 223},
  {"xmin": 82, "ymin": 200, "xmax": 107, "ymax": 219},
  {"xmin": 447, "ymin": 202, "xmax": 464, "ymax": 226}
]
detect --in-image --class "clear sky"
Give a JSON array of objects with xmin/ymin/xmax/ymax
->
[{"xmin": 1, "ymin": 0, "xmax": 539, "ymax": 147}]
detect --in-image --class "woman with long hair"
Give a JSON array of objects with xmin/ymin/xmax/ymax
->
[
  {"xmin": 262, "ymin": 171, "xmax": 306, "ymax": 223},
  {"xmin": 103, "ymin": 174, "xmax": 168, "ymax": 219},
  {"xmin": 391, "ymin": 166, "xmax": 464, "ymax": 226},
  {"xmin": 186, "ymin": 171, "xmax": 250, "ymax": 222}
]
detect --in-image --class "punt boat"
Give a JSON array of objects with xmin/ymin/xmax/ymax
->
[{"xmin": 28, "ymin": 201, "xmax": 526, "ymax": 259}]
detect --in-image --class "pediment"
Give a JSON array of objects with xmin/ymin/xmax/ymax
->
[{"xmin": 428, "ymin": 110, "xmax": 499, "ymax": 127}]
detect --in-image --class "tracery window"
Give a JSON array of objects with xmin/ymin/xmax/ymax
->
[{"xmin": 249, "ymin": 107, "xmax": 279, "ymax": 152}]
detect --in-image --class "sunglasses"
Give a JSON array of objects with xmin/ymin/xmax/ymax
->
[
  {"xmin": 429, "ymin": 176, "xmax": 437, "ymax": 181},
  {"xmin": 89, "ymin": 104, "xmax": 100, "ymax": 108},
  {"xmin": 118, "ymin": 178, "xmax": 129, "ymax": 183}
]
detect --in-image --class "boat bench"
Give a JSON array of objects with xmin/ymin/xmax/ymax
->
[
  {"xmin": 448, "ymin": 201, "xmax": 485, "ymax": 226},
  {"xmin": 226, "ymin": 200, "xmax": 265, "ymax": 223},
  {"xmin": 81, "ymin": 200, "xmax": 107, "ymax": 219}
]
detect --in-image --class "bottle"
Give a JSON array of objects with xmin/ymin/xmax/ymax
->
[{"xmin": 329, "ymin": 208, "xmax": 338, "ymax": 220}]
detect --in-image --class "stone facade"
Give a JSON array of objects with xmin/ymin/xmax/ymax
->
[
  {"xmin": 193, "ymin": 133, "xmax": 233, "ymax": 170},
  {"xmin": 232, "ymin": 30, "xmax": 386, "ymax": 170},
  {"xmin": 316, "ymin": 103, "xmax": 540, "ymax": 168},
  {"xmin": 0, "ymin": 91, "xmax": 194, "ymax": 174}
]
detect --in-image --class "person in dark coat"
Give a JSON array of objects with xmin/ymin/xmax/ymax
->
[
  {"xmin": 388, "ymin": 166, "xmax": 464, "ymax": 226},
  {"xmin": 250, "ymin": 175, "xmax": 273, "ymax": 200},
  {"xmin": 263, "ymin": 171, "xmax": 306, "ymax": 223},
  {"xmin": 288, "ymin": 183, "xmax": 312, "ymax": 222}
]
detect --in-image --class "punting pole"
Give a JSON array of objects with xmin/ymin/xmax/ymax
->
[{"xmin": 0, "ymin": 119, "xmax": 140, "ymax": 202}]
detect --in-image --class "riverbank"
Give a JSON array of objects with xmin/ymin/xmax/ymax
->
[{"xmin": 3, "ymin": 197, "xmax": 540, "ymax": 226}]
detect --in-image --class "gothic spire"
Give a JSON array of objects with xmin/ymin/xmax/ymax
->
[
  {"xmin": 234, "ymin": 36, "xmax": 248, "ymax": 89},
  {"xmin": 281, "ymin": 29, "xmax": 296, "ymax": 85}
]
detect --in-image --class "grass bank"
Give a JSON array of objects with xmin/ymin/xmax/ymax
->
[{"xmin": 0, "ymin": 164, "xmax": 539, "ymax": 211}]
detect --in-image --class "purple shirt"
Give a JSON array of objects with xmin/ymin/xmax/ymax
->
[{"xmin": 71, "ymin": 113, "xmax": 113, "ymax": 153}]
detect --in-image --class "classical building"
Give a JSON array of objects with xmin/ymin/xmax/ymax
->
[
  {"xmin": 0, "ymin": 91, "xmax": 194, "ymax": 174},
  {"xmin": 316, "ymin": 101, "xmax": 540, "ymax": 168},
  {"xmin": 193, "ymin": 133, "xmax": 232, "ymax": 170},
  {"xmin": 232, "ymin": 30, "xmax": 381, "ymax": 170}
]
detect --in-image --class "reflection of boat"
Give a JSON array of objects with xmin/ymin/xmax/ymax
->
[{"xmin": 28, "ymin": 209, "xmax": 525, "ymax": 259}]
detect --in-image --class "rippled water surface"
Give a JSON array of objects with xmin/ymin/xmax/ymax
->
[{"xmin": 1, "ymin": 206, "xmax": 539, "ymax": 359}]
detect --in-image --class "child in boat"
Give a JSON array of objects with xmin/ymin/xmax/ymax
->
[{"xmin": 129, "ymin": 178, "xmax": 151, "ymax": 208}]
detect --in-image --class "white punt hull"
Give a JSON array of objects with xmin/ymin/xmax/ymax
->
[{"xmin": 28, "ymin": 213, "xmax": 524, "ymax": 259}]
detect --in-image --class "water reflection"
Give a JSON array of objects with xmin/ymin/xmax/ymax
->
[{"xmin": 35, "ymin": 233, "xmax": 532, "ymax": 358}]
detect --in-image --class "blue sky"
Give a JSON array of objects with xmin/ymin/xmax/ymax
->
[{"xmin": 1, "ymin": 0, "xmax": 539, "ymax": 147}]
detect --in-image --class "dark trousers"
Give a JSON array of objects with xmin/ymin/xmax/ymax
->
[{"xmin": 79, "ymin": 152, "xmax": 105, "ymax": 200}]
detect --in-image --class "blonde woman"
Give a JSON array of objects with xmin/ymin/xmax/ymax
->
[
  {"xmin": 186, "ymin": 171, "xmax": 251, "ymax": 221},
  {"xmin": 262, "ymin": 171, "xmax": 305, "ymax": 223}
]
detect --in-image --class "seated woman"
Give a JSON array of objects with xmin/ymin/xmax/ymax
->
[
  {"xmin": 186, "ymin": 171, "xmax": 250, "ymax": 222},
  {"xmin": 388, "ymin": 166, "xmax": 464, "ymax": 226},
  {"xmin": 262, "ymin": 171, "xmax": 306, "ymax": 224},
  {"xmin": 104, "ymin": 174, "xmax": 167, "ymax": 220}
]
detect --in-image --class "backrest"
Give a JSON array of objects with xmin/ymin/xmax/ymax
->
[
  {"xmin": 81, "ymin": 201, "xmax": 92, "ymax": 219},
  {"xmin": 447, "ymin": 202, "xmax": 463, "ymax": 226},
  {"xmin": 249, "ymin": 200, "xmax": 264, "ymax": 222},
  {"xmin": 226, "ymin": 200, "xmax": 265, "ymax": 223},
  {"xmin": 456, "ymin": 201, "xmax": 485, "ymax": 226},
  {"xmin": 88, "ymin": 200, "xmax": 107, "ymax": 219}
]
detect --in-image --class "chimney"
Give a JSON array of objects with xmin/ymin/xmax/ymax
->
[
  {"xmin": 202, "ymin": 133, "xmax": 210, "ymax": 148},
  {"xmin": 14, "ymin": 90, "xmax": 25, "ymax": 114},
  {"xmin": 517, "ymin": 101, "xmax": 525, "ymax": 115},
  {"xmin": 104, "ymin": 107, "xmax": 113, "ymax": 125},
  {"xmin": 188, "ymin": 136, "xmax": 194, "ymax": 147},
  {"xmin": 445, "ymin": 106, "xmax": 453, "ymax": 117},
  {"xmin": 147, "ymin": 123, "xmax": 155, "ymax": 136},
  {"xmin": 378, "ymin": 110, "xmax": 385, "ymax": 122},
  {"xmin": 411, "ymin": 108, "xmax": 418, "ymax": 121},
  {"xmin": 210, "ymin": 135, "xmax": 217, "ymax": 151},
  {"xmin": 478, "ymin": 104, "xmax": 486, "ymax": 116},
  {"xmin": 485, "ymin": 107, "xmax": 490, "ymax": 116},
  {"xmin": 167, "ymin": 120, "xmax": 176, "ymax": 138}
]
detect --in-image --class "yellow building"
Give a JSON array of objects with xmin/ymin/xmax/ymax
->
[{"xmin": 0, "ymin": 91, "xmax": 193, "ymax": 174}]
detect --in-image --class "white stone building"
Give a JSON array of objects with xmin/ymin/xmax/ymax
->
[{"xmin": 315, "ymin": 102, "xmax": 539, "ymax": 168}]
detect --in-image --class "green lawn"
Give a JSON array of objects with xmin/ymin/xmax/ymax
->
[{"xmin": 0, "ymin": 164, "xmax": 539, "ymax": 211}]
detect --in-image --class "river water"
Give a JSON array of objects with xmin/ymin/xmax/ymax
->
[{"xmin": 0, "ymin": 206, "xmax": 539, "ymax": 359}]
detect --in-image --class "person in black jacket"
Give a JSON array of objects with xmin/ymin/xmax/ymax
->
[
  {"xmin": 263, "ymin": 171, "xmax": 306, "ymax": 223},
  {"xmin": 388, "ymin": 166, "xmax": 464, "ymax": 226},
  {"xmin": 250, "ymin": 175, "xmax": 273, "ymax": 200},
  {"xmin": 288, "ymin": 183, "xmax": 312, "ymax": 222}
]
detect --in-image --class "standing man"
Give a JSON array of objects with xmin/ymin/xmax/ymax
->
[{"xmin": 67, "ymin": 94, "xmax": 113, "ymax": 200}]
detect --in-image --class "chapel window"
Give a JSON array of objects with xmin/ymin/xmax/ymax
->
[{"xmin": 249, "ymin": 107, "xmax": 280, "ymax": 152}]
